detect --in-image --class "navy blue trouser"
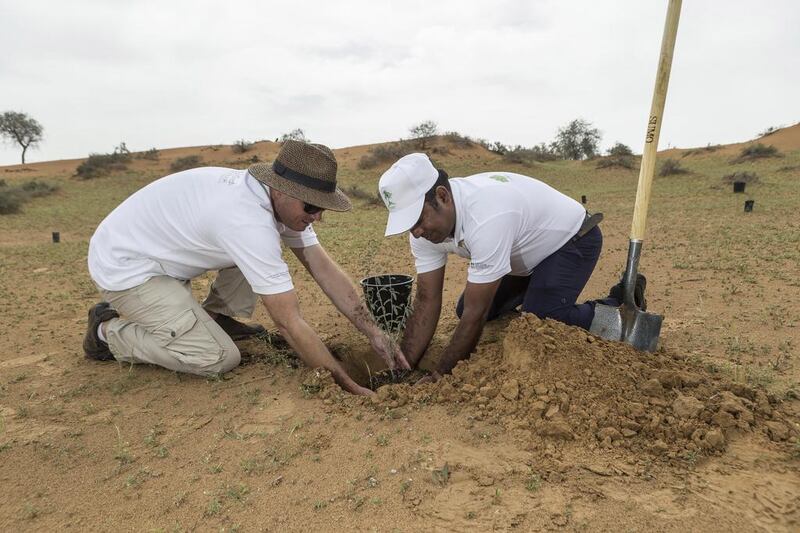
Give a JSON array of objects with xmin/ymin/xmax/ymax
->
[{"xmin": 456, "ymin": 226, "xmax": 616, "ymax": 330}]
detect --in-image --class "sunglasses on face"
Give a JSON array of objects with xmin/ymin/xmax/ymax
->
[{"xmin": 303, "ymin": 202, "xmax": 324, "ymax": 215}]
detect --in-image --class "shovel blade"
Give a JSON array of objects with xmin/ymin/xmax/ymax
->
[{"xmin": 590, "ymin": 303, "xmax": 663, "ymax": 352}]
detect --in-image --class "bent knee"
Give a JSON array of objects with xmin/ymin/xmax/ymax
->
[{"xmin": 216, "ymin": 344, "xmax": 241, "ymax": 373}]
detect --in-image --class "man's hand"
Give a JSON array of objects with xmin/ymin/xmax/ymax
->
[
  {"xmin": 415, "ymin": 370, "xmax": 442, "ymax": 385},
  {"xmin": 345, "ymin": 382, "xmax": 376, "ymax": 396},
  {"xmin": 369, "ymin": 332, "xmax": 411, "ymax": 370},
  {"xmin": 434, "ymin": 278, "xmax": 501, "ymax": 375}
]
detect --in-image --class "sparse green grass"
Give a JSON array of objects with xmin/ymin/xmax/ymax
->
[
  {"xmin": 113, "ymin": 425, "xmax": 134, "ymax": 465},
  {"xmin": 204, "ymin": 497, "xmax": 222, "ymax": 516},
  {"xmin": 22, "ymin": 503, "xmax": 39, "ymax": 520},
  {"xmin": 432, "ymin": 463, "xmax": 450, "ymax": 486},
  {"xmin": 525, "ymin": 473, "xmax": 542, "ymax": 492}
]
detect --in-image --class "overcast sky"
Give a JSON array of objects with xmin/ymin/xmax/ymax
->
[{"xmin": 0, "ymin": 0, "xmax": 797, "ymax": 166}]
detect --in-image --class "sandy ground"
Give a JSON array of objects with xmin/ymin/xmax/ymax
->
[{"xmin": 1, "ymin": 127, "xmax": 799, "ymax": 531}]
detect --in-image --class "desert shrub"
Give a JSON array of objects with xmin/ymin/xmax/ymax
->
[
  {"xmin": 279, "ymin": 129, "xmax": 308, "ymax": 142},
  {"xmin": 735, "ymin": 143, "xmax": 780, "ymax": 162},
  {"xmin": 232, "ymin": 139, "xmax": 253, "ymax": 154},
  {"xmin": 137, "ymin": 148, "xmax": 160, "ymax": 160},
  {"xmin": 20, "ymin": 180, "xmax": 59, "ymax": 197},
  {"xmin": 683, "ymin": 144, "xmax": 721, "ymax": 157},
  {"xmin": 343, "ymin": 185, "xmax": 383, "ymax": 206},
  {"xmin": 409, "ymin": 120, "xmax": 438, "ymax": 149},
  {"xmin": 442, "ymin": 131, "xmax": 474, "ymax": 148},
  {"xmin": 0, "ymin": 188, "xmax": 23, "ymax": 214},
  {"xmin": 659, "ymin": 158, "xmax": 688, "ymax": 176},
  {"xmin": 597, "ymin": 154, "xmax": 636, "ymax": 169},
  {"xmin": 357, "ymin": 141, "xmax": 416, "ymax": 170},
  {"xmin": 552, "ymin": 118, "xmax": 601, "ymax": 160},
  {"xmin": 0, "ymin": 180, "xmax": 58, "ymax": 214},
  {"xmin": 477, "ymin": 139, "xmax": 509, "ymax": 155},
  {"xmin": 501, "ymin": 148, "xmax": 538, "ymax": 166},
  {"xmin": 0, "ymin": 179, "xmax": 6, "ymax": 187},
  {"xmin": 528, "ymin": 143, "xmax": 560, "ymax": 162},
  {"xmin": 170, "ymin": 155, "xmax": 203, "ymax": 173},
  {"xmin": 75, "ymin": 149, "xmax": 131, "ymax": 179},
  {"xmin": 758, "ymin": 126, "xmax": 781, "ymax": 138},
  {"xmin": 502, "ymin": 143, "xmax": 559, "ymax": 165},
  {"xmin": 607, "ymin": 142, "xmax": 633, "ymax": 156},
  {"xmin": 722, "ymin": 171, "xmax": 759, "ymax": 184}
]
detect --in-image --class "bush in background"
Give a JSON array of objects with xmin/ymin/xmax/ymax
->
[
  {"xmin": 75, "ymin": 143, "xmax": 132, "ymax": 179},
  {"xmin": 232, "ymin": 139, "xmax": 253, "ymax": 154},
  {"xmin": 0, "ymin": 179, "xmax": 59, "ymax": 215},
  {"xmin": 607, "ymin": 142, "xmax": 633, "ymax": 156},
  {"xmin": 597, "ymin": 155, "xmax": 636, "ymax": 169},
  {"xmin": 682, "ymin": 144, "xmax": 721, "ymax": 157},
  {"xmin": 477, "ymin": 140, "xmax": 509, "ymax": 155},
  {"xmin": 659, "ymin": 158, "xmax": 689, "ymax": 176},
  {"xmin": 357, "ymin": 141, "xmax": 416, "ymax": 170},
  {"xmin": 552, "ymin": 119, "xmax": 602, "ymax": 160},
  {"xmin": 722, "ymin": 171, "xmax": 759, "ymax": 184},
  {"xmin": 442, "ymin": 131, "xmax": 474, "ymax": 148},
  {"xmin": 409, "ymin": 120, "xmax": 438, "ymax": 149},
  {"xmin": 501, "ymin": 143, "xmax": 559, "ymax": 165},
  {"xmin": 342, "ymin": 185, "xmax": 383, "ymax": 206},
  {"xmin": 734, "ymin": 143, "xmax": 780, "ymax": 163},
  {"xmin": 137, "ymin": 148, "xmax": 160, "ymax": 160},
  {"xmin": 279, "ymin": 129, "xmax": 308, "ymax": 143},
  {"xmin": 170, "ymin": 155, "xmax": 203, "ymax": 173}
]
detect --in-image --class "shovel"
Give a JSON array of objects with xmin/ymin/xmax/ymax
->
[{"xmin": 590, "ymin": 0, "xmax": 682, "ymax": 351}]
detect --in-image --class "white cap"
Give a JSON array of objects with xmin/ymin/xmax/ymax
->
[{"xmin": 379, "ymin": 153, "xmax": 439, "ymax": 236}]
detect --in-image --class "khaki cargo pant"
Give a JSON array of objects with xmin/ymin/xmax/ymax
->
[{"xmin": 98, "ymin": 267, "xmax": 257, "ymax": 376}]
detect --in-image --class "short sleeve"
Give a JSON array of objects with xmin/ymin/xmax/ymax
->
[
  {"xmin": 280, "ymin": 223, "xmax": 319, "ymax": 249},
  {"xmin": 218, "ymin": 224, "xmax": 295, "ymax": 295},
  {"xmin": 465, "ymin": 213, "xmax": 519, "ymax": 283},
  {"xmin": 409, "ymin": 233, "xmax": 448, "ymax": 274}
]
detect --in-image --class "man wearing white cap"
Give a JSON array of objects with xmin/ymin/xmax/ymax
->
[{"xmin": 379, "ymin": 153, "xmax": 628, "ymax": 380}]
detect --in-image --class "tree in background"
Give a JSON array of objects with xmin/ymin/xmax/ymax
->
[
  {"xmin": 409, "ymin": 120, "xmax": 439, "ymax": 149},
  {"xmin": 279, "ymin": 129, "xmax": 308, "ymax": 142},
  {"xmin": 552, "ymin": 119, "xmax": 601, "ymax": 160},
  {"xmin": 607, "ymin": 142, "xmax": 633, "ymax": 156},
  {"xmin": 0, "ymin": 111, "xmax": 44, "ymax": 164}
]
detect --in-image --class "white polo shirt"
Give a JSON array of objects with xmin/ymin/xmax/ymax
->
[
  {"xmin": 410, "ymin": 172, "xmax": 585, "ymax": 283},
  {"xmin": 88, "ymin": 167, "xmax": 318, "ymax": 295}
]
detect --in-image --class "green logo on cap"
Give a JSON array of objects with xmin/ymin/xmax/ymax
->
[
  {"xmin": 489, "ymin": 175, "xmax": 509, "ymax": 183},
  {"xmin": 381, "ymin": 189, "xmax": 396, "ymax": 208}
]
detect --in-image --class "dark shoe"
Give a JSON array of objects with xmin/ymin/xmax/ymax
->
[
  {"xmin": 83, "ymin": 302, "xmax": 118, "ymax": 361},
  {"xmin": 214, "ymin": 314, "xmax": 266, "ymax": 341},
  {"xmin": 608, "ymin": 273, "xmax": 647, "ymax": 310}
]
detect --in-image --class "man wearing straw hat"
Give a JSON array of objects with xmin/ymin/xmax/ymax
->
[
  {"xmin": 84, "ymin": 140, "xmax": 408, "ymax": 395},
  {"xmin": 378, "ymin": 153, "xmax": 644, "ymax": 381}
]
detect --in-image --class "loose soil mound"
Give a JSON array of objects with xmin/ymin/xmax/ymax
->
[{"xmin": 330, "ymin": 314, "xmax": 798, "ymax": 463}]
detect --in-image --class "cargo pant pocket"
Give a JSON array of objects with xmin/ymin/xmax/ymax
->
[
  {"xmin": 146, "ymin": 309, "xmax": 225, "ymax": 369},
  {"xmin": 151, "ymin": 308, "xmax": 199, "ymax": 347}
]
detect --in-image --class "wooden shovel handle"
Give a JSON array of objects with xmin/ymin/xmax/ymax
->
[{"xmin": 631, "ymin": 0, "xmax": 682, "ymax": 241}]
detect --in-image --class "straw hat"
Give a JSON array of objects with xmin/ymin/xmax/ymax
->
[{"xmin": 248, "ymin": 140, "xmax": 352, "ymax": 212}]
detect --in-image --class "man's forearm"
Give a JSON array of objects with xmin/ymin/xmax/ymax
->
[
  {"xmin": 435, "ymin": 312, "xmax": 486, "ymax": 375},
  {"xmin": 400, "ymin": 296, "xmax": 441, "ymax": 367},
  {"xmin": 315, "ymin": 262, "xmax": 381, "ymax": 337},
  {"xmin": 277, "ymin": 317, "xmax": 360, "ymax": 391}
]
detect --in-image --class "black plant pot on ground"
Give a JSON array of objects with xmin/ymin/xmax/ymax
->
[
  {"xmin": 733, "ymin": 181, "xmax": 746, "ymax": 193},
  {"xmin": 744, "ymin": 200, "xmax": 755, "ymax": 212},
  {"xmin": 360, "ymin": 274, "xmax": 413, "ymax": 333}
]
